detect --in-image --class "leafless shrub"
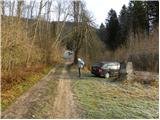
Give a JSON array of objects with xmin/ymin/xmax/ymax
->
[
  {"xmin": 2, "ymin": 17, "xmax": 43, "ymax": 73},
  {"xmin": 103, "ymin": 28, "xmax": 159, "ymax": 72}
]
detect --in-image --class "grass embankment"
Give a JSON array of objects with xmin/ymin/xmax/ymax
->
[
  {"xmin": 1, "ymin": 65, "xmax": 53, "ymax": 111},
  {"xmin": 72, "ymin": 72, "xmax": 159, "ymax": 119}
]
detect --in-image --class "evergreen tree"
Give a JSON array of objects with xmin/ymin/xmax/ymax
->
[
  {"xmin": 145, "ymin": 1, "xmax": 159, "ymax": 30},
  {"xmin": 128, "ymin": 1, "xmax": 148, "ymax": 35},
  {"xmin": 97, "ymin": 1, "xmax": 159, "ymax": 51},
  {"xmin": 119, "ymin": 5, "xmax": 129, "ymax": 45},
  {"xmin": 97, "ymin": 23, "xmax": 106, "ymax": 42},
  {"xmin": 105, "ymin": 9, "xmax": 120, "ymax": 50}
]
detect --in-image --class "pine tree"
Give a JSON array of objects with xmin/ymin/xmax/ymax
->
[
  {"xmin": 128, "ymin": 1, "xmax": 148, "ymax": 35},
  {"xmin": 146, "ymin": 1, "xmax": 159, "ymax": 30},
  {"xmin": 119, "ymin": 5, "xmax": 129, "ymax": 45},
  {"xmin": 105, "ymin": 9, "xmax": 120, "ymax": 51},
  {"xmin": 97, "ymin": 23, "xmax": 106, "ymax": 42}
]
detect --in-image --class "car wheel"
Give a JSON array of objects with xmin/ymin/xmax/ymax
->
[{"xmin": 105, "ymin": 72, "xmax": 110, "ymax": 78}]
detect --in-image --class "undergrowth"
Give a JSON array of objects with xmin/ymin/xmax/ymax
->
[{"xmin": 1, "ymin": 65, "xmax": 53, "ymax": 111}]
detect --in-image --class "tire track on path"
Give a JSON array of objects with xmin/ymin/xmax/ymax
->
[
  {"xmin": 1, "ymin": 66, "xmax": 60, "ymax": 119},
  {"xmin": 52, "ymin": 64, "xmax": 79, "ymax": 119},
  {"xmin": 1, "ymin": 64, "xmax": 79, "ymax": 119}
]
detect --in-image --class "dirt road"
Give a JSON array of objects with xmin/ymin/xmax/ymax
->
[
  {"xmin": 1, "ymin": 64, "xmax": 79, "ymax": 119},
  {"xmin": 52, "ymin": 65, "xmax": 78, "ymax": 118}
]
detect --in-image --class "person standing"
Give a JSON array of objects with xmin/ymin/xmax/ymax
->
[{"xmin": 77, "ymin": 58, "xmax": 85, "ymax": 78}]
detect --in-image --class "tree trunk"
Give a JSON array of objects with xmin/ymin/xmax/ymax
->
[
  {"xmin": 73, "ymin": 49, "xmax": 78, "ymax": 64},
  {"xmin": 1, "ymin": 0, "xmax": 5, "ymax": 15},
  {"xmin": 17, "ymin": 0, "xmax": 24, "ymax": 18}
]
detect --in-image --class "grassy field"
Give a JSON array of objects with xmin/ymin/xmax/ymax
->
[
  {"xmin": 72, "ymin": 71, "xmax": 159, "ymax": 119},
  {"xmin": 1, "ymin": 66, "xmax": 53, "ymax": 111}
]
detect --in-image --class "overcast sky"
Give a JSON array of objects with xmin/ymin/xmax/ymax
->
[
  {"xmin": 5, "ymin": 0, "xmax": 129, "ymax": 28},
  {"xmin": 85, "ymin": 0, "xmax": 130, "ymax": 27}
]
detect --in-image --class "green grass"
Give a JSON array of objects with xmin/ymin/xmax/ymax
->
[
  {"xmin": 72, "ymin": 75, "xmax": 159, "ymax": 119},
  {"xmin": 1, "ymin": 66, "xmax": 53, "ymax": 111}
]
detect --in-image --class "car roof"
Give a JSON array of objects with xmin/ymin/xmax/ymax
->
[
  {"xmin": 93, "ymin": 61, "xmax": 120, "ymax": 66},
  {"xmin": 100, "ymin": 61, "xmax": 119, "ymax": 64}
]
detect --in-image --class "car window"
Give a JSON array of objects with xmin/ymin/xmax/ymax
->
[
  {"xmin": 102, "ymin": 64, "xmax": 109, "ymax": 69},
  {"xmin": 103, "ymin": 63, "xmax": 120, "ymax": 69},
  {"xmin": 93, "ymin": 63, "xmax": 103, "ymax": 67}
]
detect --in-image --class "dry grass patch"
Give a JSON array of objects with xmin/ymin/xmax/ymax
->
[
  {"xmin": 72, "ymin": 77, "xmax": 159, "ymax": 119},
  {"xmin": 1, "ymin": 65, "xmax": 53, "ymax": 111}
]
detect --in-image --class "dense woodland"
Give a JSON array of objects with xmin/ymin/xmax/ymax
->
[
  {"xmin": 97, "ymin": 1, "xmax": 159, "ymax": 72},
  {"xmin": 1, "ymin": 0, "xmax": 159, "ymax": 90},
  {"xmin": 98, "ymin": 1, "xmax": 159, "ymax": 50}
]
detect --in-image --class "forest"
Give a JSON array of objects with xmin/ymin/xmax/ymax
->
[{"xmin": 97, "ymin": 1, "xmax": 159, "ymax": 72}]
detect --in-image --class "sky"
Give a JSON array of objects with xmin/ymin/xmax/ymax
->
[
  {"xmin": 4, "ymin": 0, "xmax": 129, "ymax": 28},
  {"xmin": 85, "ymin": 0, "xmax": 130, "ymax": 27}
]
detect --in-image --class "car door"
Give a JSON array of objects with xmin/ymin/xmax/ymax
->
[{"xmin": 102, "ymin": 64, "xmax": 109, "ymax": 72}]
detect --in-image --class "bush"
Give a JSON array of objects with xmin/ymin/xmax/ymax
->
[{"xmin": 102, "ymin": 28, "xmax": 159, "ymax": 72}]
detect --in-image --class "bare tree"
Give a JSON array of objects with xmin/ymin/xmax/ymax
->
[
  {"xmin": 30, "ymin": 1, "xmax": 36, "ymax": 19},
  {"xmin": 1, "ymin": 0, "xmax": 5, "ymax": 15},
  {"xmin": 26, "ymin": 0, "xmax": 44, "ymax": 67},
  {"xmin": 17, "ymin": 0, "xmax": 24, "ymax": 18}
]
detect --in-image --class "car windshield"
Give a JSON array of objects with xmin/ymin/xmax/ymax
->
[
  {"xmin": 93, "ymin": 63, "xmax": 103, "ymax": 67},
  {"xmin": 102, "ymin": 62, "xmax": 120, "ymax": 70}
]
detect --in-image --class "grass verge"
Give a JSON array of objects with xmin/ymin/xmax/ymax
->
[
  {"xmin": 1, "ymin": 66, "xmax": 53, "ymax": 111},
  {"xmin": 72, "ymin": 74, "xmax": 159, "ymax": 119}
]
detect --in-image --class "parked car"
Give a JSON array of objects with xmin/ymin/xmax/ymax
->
[{"xmin": 91, "ymin": 62, "xmax": 120, "ymax": 78}]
